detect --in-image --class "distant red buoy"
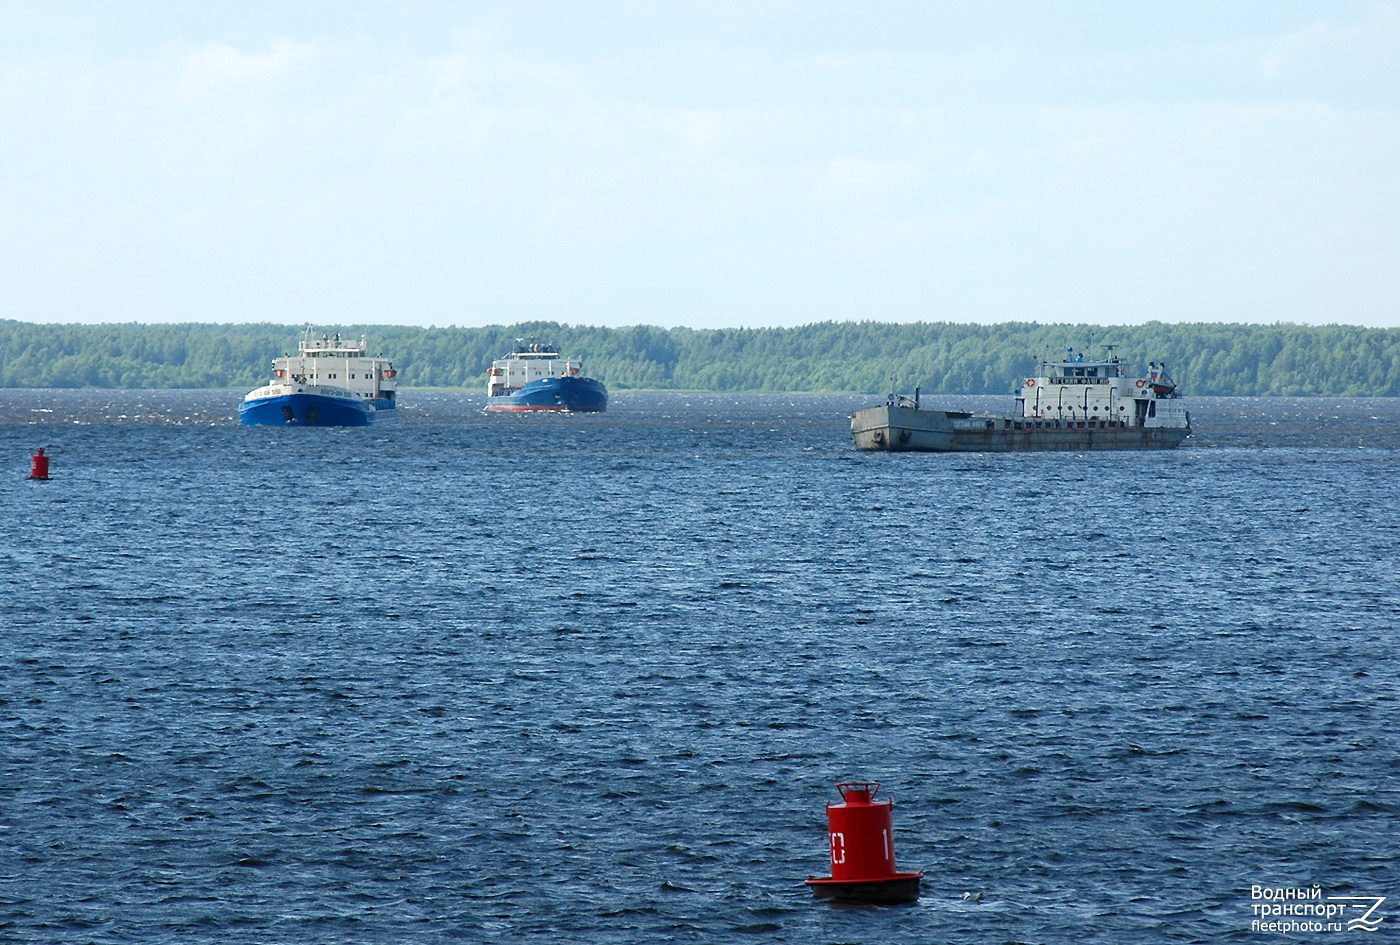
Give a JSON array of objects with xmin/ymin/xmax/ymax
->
[
  {"xmin": 806, "ymin": 782, "xmax": 922, "ymax": 904},
  {"xmin": 27, "ymin": 448, "xmax": 50, "ymax": 481}
]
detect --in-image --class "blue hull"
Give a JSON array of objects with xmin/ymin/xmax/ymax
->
[
  {"xmin": 239, "ymin": 393, "xmax": 396, "ymax": 426},
  {"xmin": 485, "ymin": 376, "xmax": 607, "ymax": 412}
]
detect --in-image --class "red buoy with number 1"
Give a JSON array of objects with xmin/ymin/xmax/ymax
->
[
  {"xmin": 805, "ymin": 782, "xmax": 922, "ymax": 904},
  {"xmin": 27, "ymin": 448, "xmax": 50, "ymax": 481}
]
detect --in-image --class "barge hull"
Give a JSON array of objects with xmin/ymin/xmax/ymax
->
[{"xmin": 852, "ymin": 404, "xmax": 1189, "ymax": 452}]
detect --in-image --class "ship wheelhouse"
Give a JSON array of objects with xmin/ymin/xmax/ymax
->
[
  {"xmin": 262, "ymin": 330, "xmax": 398, "ymax": 404},
  {"xmin": 487, "ymin": 342, "xmax": 584, "ymax": 397},
  {"xmin": 1013, "ymin": 346, "xmax": 1182, "ymax": 429}
]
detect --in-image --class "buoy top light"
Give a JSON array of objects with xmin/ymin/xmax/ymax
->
[{"xmin": 835, "ymin": 782, "xmax": 880, "ymax": 804}]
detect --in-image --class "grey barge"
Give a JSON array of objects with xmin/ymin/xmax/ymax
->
[{"xmin": 851, "ymin": 347, "xmax": 1190, "ymax": 452}]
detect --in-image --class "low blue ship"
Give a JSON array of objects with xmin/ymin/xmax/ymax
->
[
  {"xmin": 239, "ymin": 329, "xmax": 399, "ymax": 426},
  {"xmin": 484, "ymin": 342, "xmax": 607, "ymax": 413}
]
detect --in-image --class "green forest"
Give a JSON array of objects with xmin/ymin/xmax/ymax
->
[{"xmin": 2, "ymin": 319, "xmax": 1398, "ymax": 396}]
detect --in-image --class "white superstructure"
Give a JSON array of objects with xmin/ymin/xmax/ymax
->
[
  {"xmin": 243, "ymin": 329, "xmax": 398, "ymax": 412},
  {"xmin": 1014, "ymin": 346, "xmax": 1187, "ymax": 430},
  {"xmin": 486, "ymin": 342, "xmax": 584, "ymax": 397}
]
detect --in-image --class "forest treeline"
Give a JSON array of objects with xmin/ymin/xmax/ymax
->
[{"xmin": 2, "ymin": 319, "xmax": 1398, "ymax": 396}]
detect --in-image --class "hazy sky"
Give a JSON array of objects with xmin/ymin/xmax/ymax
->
[{"xmin": 2, "ymin": 1, "xmax": 1397, "ymax": 329}]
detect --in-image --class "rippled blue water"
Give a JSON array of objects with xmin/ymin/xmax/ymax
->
[{"xmin": 3, "ymin": 390, "xmax": 1398, "ymax": 943}]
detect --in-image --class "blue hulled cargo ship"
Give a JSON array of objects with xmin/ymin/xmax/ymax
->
[
  {"xmin": 484, "ymin": 342, "xmax": 607, "ymax": 413},
  {"xmin": 239, "ymin": 329, "xmax": 399, "ymax": 426}
]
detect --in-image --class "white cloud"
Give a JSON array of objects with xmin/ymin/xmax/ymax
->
[
  {"xmin": 1261, "ymin": 5, "xmax": 1400, "ymax": 80},
  {"xmin": 431, "ymin": 53, "xmax": 479, "ymax": 95},
  {"xmin": 822, "ymin": 157, "xmax": 921, "ymax": 194},
  {"xmin": 177, "ymin": 38, "xmax": 318, "ymax": 102},
  {"xmin": 665, "ymin": 109, "xmax": 724, "ymax": 150},
  {"xmin": 0, "ymin": 64, "xmax": 39, "ymax": 100}
]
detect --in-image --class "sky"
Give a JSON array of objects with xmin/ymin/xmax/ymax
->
[{"xmin": 1, "ymin": 1, "xmax": 1397, "ymax": 329}]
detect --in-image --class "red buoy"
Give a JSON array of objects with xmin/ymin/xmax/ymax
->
[
  {"xmin": 805, "ymin": 782, "xmax": 922, "ymax": 904},
  {"xmin": 27, "ymin": 448, "xmax": 50, "ymax": 481}
]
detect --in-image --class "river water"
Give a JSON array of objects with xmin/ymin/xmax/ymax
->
[{"xmin": 2, "ymin": 390, "xmax": 1397, "ymax": 943}]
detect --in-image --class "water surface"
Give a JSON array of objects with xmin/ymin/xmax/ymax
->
[{"xmin": 3, "ymin": 391, "xmax": 1397, "ymax": 943}]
